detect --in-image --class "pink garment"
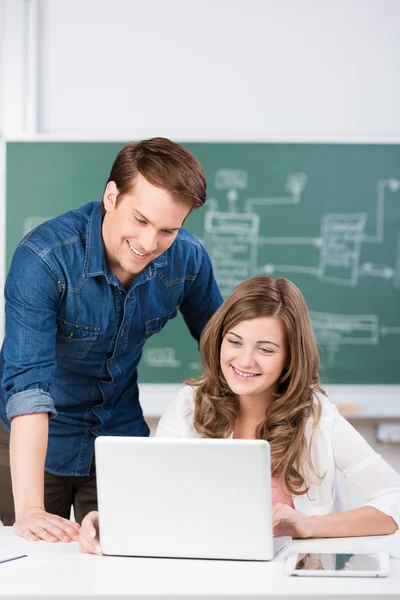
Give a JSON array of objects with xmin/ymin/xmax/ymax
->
[{"xmin": 271, "ymin": 475, "xmax": 294, "ymax": 508}]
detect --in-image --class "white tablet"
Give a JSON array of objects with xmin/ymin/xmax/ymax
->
[{"xmin": 285, "ymin": 552, "xmax": 390, "ymax": 577}]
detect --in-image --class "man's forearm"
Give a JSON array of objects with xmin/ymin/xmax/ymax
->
[{"xmin": 10, "ymin": 413, "xmax": 49, "ymax": 519}]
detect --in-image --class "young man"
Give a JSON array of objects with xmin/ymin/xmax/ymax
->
[{"xmin": 0, "ymin": 138, "xmax": 223, "ymax": 543}]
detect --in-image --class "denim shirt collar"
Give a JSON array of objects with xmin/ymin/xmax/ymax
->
[
  {"xmin": 83, "ymin": 202, "xmax": 168, "ymax": 281},
  {"xmin": 83, "ymin": 203, "xmax": 106, "ymax": 277}
]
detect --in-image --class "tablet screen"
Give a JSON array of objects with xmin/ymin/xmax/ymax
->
[{"xmin": 294, "ymin": 553, "xmax": 380, "ymax": 572}]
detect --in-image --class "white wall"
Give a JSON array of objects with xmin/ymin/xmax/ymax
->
[
  {"xmin": 0, "ymin": 1, "xmax": 5, "ymax": 132},
  {"xmin": 35, "ymin": 0, "xmax": 400, "ymax": 139}
]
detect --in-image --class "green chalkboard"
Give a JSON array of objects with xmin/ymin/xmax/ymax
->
[{"xmin": 5, "ymin": 142, "xmax": 400, "ymax": 384}]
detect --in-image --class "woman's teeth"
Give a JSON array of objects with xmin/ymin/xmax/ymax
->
[{"xmin": 232, "ymin": 366, "xmax": 259, "ymax": 378}]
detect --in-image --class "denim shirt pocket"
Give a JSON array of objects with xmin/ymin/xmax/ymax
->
[
  {"xmin": 56, "ymin": 318, "xmax": 100, "ymax": 359},
  {"xmin": 144, "ymin": 307, "xmax": 179, "ymax": 339}
]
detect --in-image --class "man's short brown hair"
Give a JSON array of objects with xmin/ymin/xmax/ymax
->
[{"xmin": 102, "ymin": 137, "xmax": 206, "ymax": 214}]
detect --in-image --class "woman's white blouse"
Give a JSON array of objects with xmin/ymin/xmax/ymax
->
[{"xmin": 155, "ymin": 385, "xmax": 400, "ymax": 528}]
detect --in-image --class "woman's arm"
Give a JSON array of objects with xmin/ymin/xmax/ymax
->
[
  {"xmin": 311, "ymin": 506, "xmax": 397, "ymax": 537},
  {"xmin": 331, "ymin": 404, "xmax": 400, "ymax": 533},
  {"xmin": 274, "ymin": 402, "xmax": 400, "ymax": 539},
  {"xmin": 273, "ymin": 503, "xmax": 397, "ymax": 539}
]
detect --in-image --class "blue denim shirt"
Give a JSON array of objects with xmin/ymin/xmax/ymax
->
[{"xmin": 0, "ymin": 202, "xmax": 223, "ymax": 476}]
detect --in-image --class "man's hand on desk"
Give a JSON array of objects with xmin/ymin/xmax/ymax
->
[
  {"xmin": 79, "ymin": 511, "xmax": 102, "ymax": 555},
  {"xmin": 13, "ymin": 508, "xmax": 80, "ymax": 543}
]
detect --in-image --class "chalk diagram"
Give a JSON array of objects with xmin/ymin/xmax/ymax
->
[
  {"xmin": 143, "ymin": 348, "xmax": 181, "ymax": 368},
  {"xmin": 204, "ymin": 170, "xmax": 400, "ymax": 367}
]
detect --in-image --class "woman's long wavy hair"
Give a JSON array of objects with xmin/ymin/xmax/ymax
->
[{"xmin": 186, "ymin": 276, "xmax": 325, "ymax": 496}]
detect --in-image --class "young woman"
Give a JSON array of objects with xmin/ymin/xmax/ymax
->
[{"xmin": 79, "ymin": 276, "xmax": 400, "ymax": 554}]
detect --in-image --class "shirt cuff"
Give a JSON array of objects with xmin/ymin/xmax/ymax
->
[
  {"xmin": 6, "ymin": 389, "xmax": 57, "ymax": 421},
  {"xmin": 363, "ymin": 493, "xmax": 400, "ymax": 529}
]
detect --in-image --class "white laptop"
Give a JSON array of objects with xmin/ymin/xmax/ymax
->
[{"xmin": 95, "ymin": 436, "xmax": 291, "ymax": 561}]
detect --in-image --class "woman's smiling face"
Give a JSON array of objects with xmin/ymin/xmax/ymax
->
[{"xmin": 220, "ymin": 316, "xmax": 287, "ymax": 405}]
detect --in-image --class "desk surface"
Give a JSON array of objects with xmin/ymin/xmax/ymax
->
[{"xmin": 1, "ymin": 527, "xmax": 400, "ymax": 599}]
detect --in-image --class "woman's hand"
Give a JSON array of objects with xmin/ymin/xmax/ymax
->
[
  {"xmin": 78, "ymin": 511, "xmax": 102, "ymax": 555},
  {"xmin": 273, "ymin": 503, "xmax": 316, "ymax": 539}
]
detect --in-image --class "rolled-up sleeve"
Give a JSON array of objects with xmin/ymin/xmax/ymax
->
[
  {"xmin": 2, "ymin": 244, "xmax": 59, "ymax": 421},
  {"xmin": 332, "ymin": 404, "xmax": 400, "ymax": 528},
  {"xmin": 6, "ymin": 389, "xmax": 57, "ymax": 421}
]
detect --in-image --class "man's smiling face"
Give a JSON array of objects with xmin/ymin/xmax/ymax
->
[{"xmin": 102, "ymin": 174, "xmax": 191, "ymax": 286}]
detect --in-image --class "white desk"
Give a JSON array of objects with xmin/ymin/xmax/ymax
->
[{"xmin": 1, "ymin": 527, "xmax": 399, "ymax": 599}]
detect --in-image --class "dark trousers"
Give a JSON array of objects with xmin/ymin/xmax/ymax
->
[{"xmin": 0, "ymin": 423, "xmax": 97, "ymax": 526}]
